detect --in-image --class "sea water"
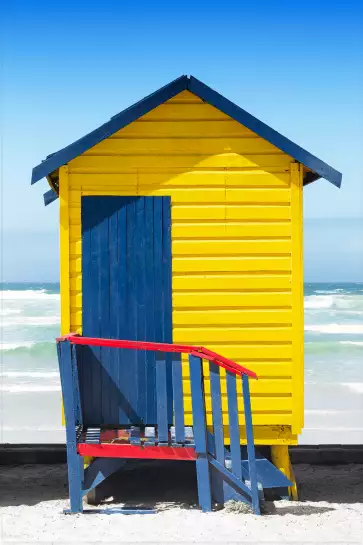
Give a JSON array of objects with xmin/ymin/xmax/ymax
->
[{"xmin": 1, "ymin": 282, "xmax": 362, "ymax": 443}]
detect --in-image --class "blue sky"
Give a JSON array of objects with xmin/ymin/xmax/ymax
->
[{"xmin": 2, "ymin": 1, "xmax": 363, "ymax": 281}]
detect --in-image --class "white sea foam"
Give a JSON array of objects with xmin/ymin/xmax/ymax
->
[
  {"xmin": 0, "ymin": 290, "xmax": 60, "ymax": 300},
  {"xmin": 305, "ymin": 324, "xmax": 363, "ymax": 334},
  {"xmin": 1, "ymin": 426, "xmax": 63, "ymax": 431},
  {"xmin": 1, "ymin": 315, "xmax": 60, "ymax": 327},
  {"xmin": 1, "ymin": 308, "xmax": 23, "ymax": 316},
  {"xmin": 0, "ymin": 342, "xmax": 35, "ymax": 351},
  {"xmin": 314, "ymin": 289, "xmax": 346, "ymax": 294},
  {"xmin": 341, "ymin": 383, "xmax": 363, "ymax": 394},
  {"xmin": 0, "ymin": 384, "xmax": 61, "ymax": 393},
  {"xmin": 305, "ymin": 295, "xmax": 335, "ymax": 309},
  {"xmin": 304, "ymin": 294, "xmax": 363, "ymax": 311},
  {"xmin": 1, "ymin": 371, "xmax": 59, "ymax": 378},
  {"xmin": 340, "ymin": 341, "xmax": 363, "ymax": 346}
]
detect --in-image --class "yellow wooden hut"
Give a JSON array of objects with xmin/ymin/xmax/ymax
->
[{"xmin": 32, "ymin": 75, "xmax": 342, "ymax": 497}]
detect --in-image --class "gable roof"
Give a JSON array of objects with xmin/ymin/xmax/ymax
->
[{"xmin": 32, "ymin": 75, "xmax": 342, "ymax": 206}]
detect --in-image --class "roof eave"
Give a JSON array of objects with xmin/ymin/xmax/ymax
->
[
  {"xmin": 187, "ymin": 77, "xmax": 342, "ymax": 188},
  {"xmin": 31, "ymin": 75, "xmax": 189, "ymax": 185},
  {"xmin": 32, "ymin": 74, "xmax": 342, "ymax": 193}
]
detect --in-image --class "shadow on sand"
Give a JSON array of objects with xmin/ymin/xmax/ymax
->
[{"xmin": 0, "ymin": 461, "xmax": 361, "ymax": 511}]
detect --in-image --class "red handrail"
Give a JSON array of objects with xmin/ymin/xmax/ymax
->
[{"xmin": 56, "ymin": 334, "xmax": 257, "ymax": 379}]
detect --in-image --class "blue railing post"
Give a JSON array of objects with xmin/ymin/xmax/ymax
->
[
  {"xmin": 57, "ymin": 340, "xmax": 84, "ymax": 513},
  {"xmin": 242, "ymin": 374, "xmax": 260, "ymax": 515},
  {"xmin": 172, "ymin": 353, "xmax": 185, "ymax": 444},
  {"xmin": 156, "ymin": 352, "xmax": 169, "ymax": 444},
  {"xmin": 209, "ymin": 362, "xmax": 227, "ymax": 503},
  {"xmin": 226, "ymin": 371, "xmax": 243, "ymax": 481},
  {"xmin": 189, "ymin": 354, "xmax": 212, "ymax": 512}
]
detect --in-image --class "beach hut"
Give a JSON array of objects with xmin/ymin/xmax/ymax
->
[{"xmin": 31, "ymin": 76, "xmax": 341, "ymax": 513}]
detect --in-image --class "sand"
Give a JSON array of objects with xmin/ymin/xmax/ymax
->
[{"xmin": 0, "ymin": 462, "xmax": 362, "ymax": 544}]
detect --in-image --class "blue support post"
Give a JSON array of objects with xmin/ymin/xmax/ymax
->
[
  {"xmin": 242, "ymin": 374, "xmax": 260, "ymax": 515},
  {"xmin": 189, "ymin": 355, "xmax": 212, "ymax": 512},
  {"xmin": 57, "ymin": 341, "xmax": 84, "ymax": 513}
]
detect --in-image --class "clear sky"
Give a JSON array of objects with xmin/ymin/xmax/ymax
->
[{"xmin": 1, "ymin": 0, "xmax": 363, "ymax": 281}]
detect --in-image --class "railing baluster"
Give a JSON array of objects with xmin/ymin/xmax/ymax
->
[
  {"xmin": 156, "ymin": 351, "xmax": 169, "ymax": 444},
  {"xmin": 242, "ymin": 374, "xmax": 260, "ymax": 515},
  {"xmin": 71, "ymin": 344, "xmax": 83, "ymax": 428},
  {"xmin": 209, "ymin": 362, "xmax": 226, "ymax": 503},
  {"xmin": 172, "ymin": 353, "xmax": 185, "ymax": 444},
  {"xmin": 189, "ymin": 355, "xmax": 212, "ymax": 512},
  {"xmin": 226, "ymin": 371, "xmax": 242, "ymax": 480}
]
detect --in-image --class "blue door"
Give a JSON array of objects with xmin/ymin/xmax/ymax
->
[{"xmin": 80, "ymin": 196, "xmax": 172, "ymax": 427}]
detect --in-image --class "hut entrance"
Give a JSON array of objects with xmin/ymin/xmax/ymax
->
[{"xmin": 80, "ymin": 195, "xmax": 173, "ymax": 426}]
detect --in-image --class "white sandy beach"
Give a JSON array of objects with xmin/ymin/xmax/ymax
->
[{"xmin": 0, "ymin": 462, "xmax": 362, "ymax": 544}]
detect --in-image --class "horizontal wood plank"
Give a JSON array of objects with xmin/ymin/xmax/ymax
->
[
  {"xmin": 172, "ymin": 239, "xmax": 291, "ymax": 256},
  {"xmin": 187, "ymin": 379, "xmax": 294, "ymax": 395},
  {"xmin": 69, "ymin": 187, "xmax": 291, "ymax": 204},
  {"xmin": 69, "ymin": 154, "xmax": 293, "ymax": 171},
  {"xmin": 172, "ymin": 292, "xmax": 292, "ymax": 308},
  {"xmin": 84, "ymin": 137, "xmax": 282, "ymax": 156},
  {"xmin": 166, "ymin": 90, "xmax": 204, "ymax": 103},
  {"xmin": 69, "ymin": 171, "xmax": 291, "ymax": 188},
  {"xmin": 172, "ymin": 205, "xmax": 291, "ymax": 221},
  {"xmin": 111, "ymin": 120, "xmax": 257, "ymax": 138},
  {"xmin": 172, "ymin": 274, "xmax": 291, "ymax": 291},
  {"xmin": 184, "ymin": 395, "xmax": 292, "ymax": 413},
  {"xmin": 139, "ymin": 103, "xmax": 232, "ymax": 121},
  {"xmin": 173, "ymin": 326, "xmax": 292, "ymax": 343},
  {"xmin": 172, "ymin": 308, "xmax": 293, "ymax": 325},
  {"xmin": 173, "ymin": 256, "xmax": 291, "ymax": 272},
  {"xmin": 172, "ymin": 222, "xmax": 292, "ymax": 239}
]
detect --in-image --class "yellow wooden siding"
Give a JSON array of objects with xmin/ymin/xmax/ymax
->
[{"xmin": 62, "ymin": 90, "xmax": 304, "ymax": 444}]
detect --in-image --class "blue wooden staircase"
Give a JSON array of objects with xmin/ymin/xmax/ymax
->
[{"xmin": 57, "ymin": 335, "xmax": 292, "ymax": 515}]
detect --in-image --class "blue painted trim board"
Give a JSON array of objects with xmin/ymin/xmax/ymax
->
[{"xmin": 34, "ymin": 75, "xmax": 342, "ymax": 200}]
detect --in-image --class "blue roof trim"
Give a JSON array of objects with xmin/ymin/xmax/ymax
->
[
  {"xmin": 32, "ymin": 74, "xmax": 342, "ymax": 193},
  {"xmin": 187, "ymin": 77, "xmax": 342, "ymax": 188},
  {"xmin": 31, "ymin": 75, "xmax": 189, "ymax": 184}
]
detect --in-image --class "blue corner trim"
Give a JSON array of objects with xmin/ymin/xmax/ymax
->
[
  {"xmin": 187, "ymin": 77, "xmax": 342, "ymax": 188},
  {"xmin": 31, "ymin": 75, "xmax": 189, "ymax": 185},
  {"xmin": 43, "ymin": 189, "xmax": 59, "ymax": 206},
  {"xmin": 32, "ymin": 74, "xmax": 342, "ymax": 190}
]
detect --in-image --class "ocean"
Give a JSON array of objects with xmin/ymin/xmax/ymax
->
[{"xmin": 1, "ymin": 282, "xmax": 362, "ymax": 444}]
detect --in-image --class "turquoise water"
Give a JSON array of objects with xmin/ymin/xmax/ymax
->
[
  {"xmin": 0, "ymin": 282, "xmax": 362, "ymax": 442},
  {"xmin": 304, "ymin": 283, "xmax": 363, "ymax": 383},
  {"xmin": 1, "ymin": 281, "xmax": 362, "ymax": 382}
]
